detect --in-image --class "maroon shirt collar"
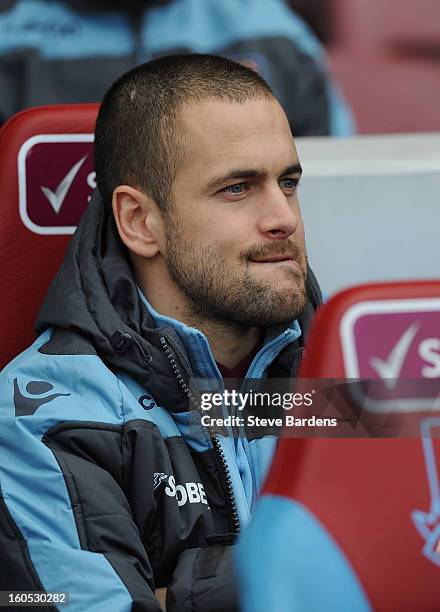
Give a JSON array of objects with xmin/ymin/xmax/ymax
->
[{"xmin": 216, "ymin": 344, "xmax": 261, "ymax": 380}]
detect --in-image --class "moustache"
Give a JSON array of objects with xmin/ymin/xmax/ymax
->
[{"xmin": 242, "ymin": 241, "xmax": 306, "ymax": 265}]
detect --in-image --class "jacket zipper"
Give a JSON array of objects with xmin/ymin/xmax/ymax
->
[
  {"xmin": 160, "ymin": 336, "xmax": 241, "ymax": 534},
  {"xmin": 210, "ymin": 436, "xmax": 241, "ymax": 533}
]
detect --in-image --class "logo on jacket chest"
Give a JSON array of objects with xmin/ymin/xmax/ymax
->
[{"xmin": 154, "ymin": 473, "xmax": 208, "ymax": 508}]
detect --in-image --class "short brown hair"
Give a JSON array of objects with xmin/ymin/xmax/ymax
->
[{"xmin": 94, "ymin": 53, "xmax": 273, "ymax": 212}]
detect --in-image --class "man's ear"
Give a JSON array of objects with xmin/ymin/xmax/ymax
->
[{"xmin": 112, "ymin": 185, "xmax": 164, "ymax": 258}]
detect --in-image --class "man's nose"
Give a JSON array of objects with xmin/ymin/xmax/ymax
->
[{"xmin": 257, "ymin": 186, "xmax": 300, "ymax": 240}]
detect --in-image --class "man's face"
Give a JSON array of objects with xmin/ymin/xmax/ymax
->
[{"xmin": 161, "ymin": 96, "xmax": 308, "ymax": 327}]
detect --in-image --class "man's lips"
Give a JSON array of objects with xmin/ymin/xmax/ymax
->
[
  {"xmin": 248, "ymin": 256, "xmax": 303, "ymax": 274},
  {"xmin": 250, "ymin": 255, "xmax": 295, "ymax": 263}
]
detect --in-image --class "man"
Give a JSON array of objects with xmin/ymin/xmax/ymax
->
[{"xmin": 0, "ymin": 54, "xmax": 321, "ymax": 610}]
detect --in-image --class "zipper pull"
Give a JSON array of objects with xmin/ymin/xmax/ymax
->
[{"xmin": 110, "ymin": 330, "xmax": 152, "ymax": 367}]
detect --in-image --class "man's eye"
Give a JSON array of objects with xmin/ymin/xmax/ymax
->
[
  {"xmin": 223, "ymin": 183, "xmax": 247, "ymax": 194},
  {"xmin": 280, "ymin": 178, "xmax": 298, "ymax": 191}
]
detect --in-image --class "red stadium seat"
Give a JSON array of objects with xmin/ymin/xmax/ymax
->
[
  {"xmin": 328, "ymin": 0, "xmax": 440, "ymax": 51},
  {"xmin": 325, "ymin": 0, "xmax": 440, "ymax": 134},
  {"xmin": 245, "ymin": 280, "xmax": 440, "ymax": 611},
  {"xmin": 0, "ymin": 104, "xmax": 98, "ymax": 369},
  {"xmin": 327, "ymin": 51, "xmax": 440, "ymax": 134}
]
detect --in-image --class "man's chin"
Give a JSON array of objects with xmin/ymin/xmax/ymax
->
[
  {"xmin": 254, "ymin": 305, "xmax": 306, "ymax": 327},
  {"xmin": 229, "ymin": 291, "xmax": 307, "ymax": 327}
]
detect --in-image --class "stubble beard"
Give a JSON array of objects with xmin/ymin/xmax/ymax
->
[{"xmin": 163, "ymin": 217, "xmax": 308, "ymax": 327}]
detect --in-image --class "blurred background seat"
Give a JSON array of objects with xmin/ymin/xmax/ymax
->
[
  {"xmin": 328, "ymin": 52, "xmax": 440, "ymax": 133},
  {"xmin": 327, "ymin": 0, "xmax": 440, "ymax": 52},
  {"xmin": 324, "ymin": 0, "xmax": 440, "ymax": 133}
]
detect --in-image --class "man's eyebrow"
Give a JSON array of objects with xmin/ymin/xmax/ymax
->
[
  {"xmin": 281, "ymin": 163, "xmax": 302, "ymax": 177},
  {"xmin": 206, "ymin": 163, "xmax": 302, "ymax": 189},
  {"xmin": 207, "ymin": 168, "xmax": 266, "ymax": 189}
]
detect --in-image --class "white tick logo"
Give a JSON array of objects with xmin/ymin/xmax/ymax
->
[
  {"xmin": 40, "ymin": 156, "xmax": 87, "ymax": 213},
  {"xmin": 369, "ymin": 322, "xmax": 420, "ymax": 389}
]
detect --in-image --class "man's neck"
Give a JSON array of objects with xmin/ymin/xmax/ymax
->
[
  {"xmin": 138, "ymin": 277, "xmax": 261, "ymax": 369},
  {"xmin": 188, "ymin": 318, "xmax": 262, "ymax": 369}
]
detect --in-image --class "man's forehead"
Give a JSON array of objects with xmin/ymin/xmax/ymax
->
[
  {"xmin": 180, "ymin": 96, "xmax": 289, "ymax": 137},
  {"xmin": 178, "ymin": 97, "xmax": 298, "ymax": 175}
]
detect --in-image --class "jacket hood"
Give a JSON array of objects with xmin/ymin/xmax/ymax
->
[
  {"xmin": 36, "ymin": 189, "xmax": 192, "ymax": 412},
  {"xmin": 36, "ymin": 190, "xmax": 322, "ymax": 412}
]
